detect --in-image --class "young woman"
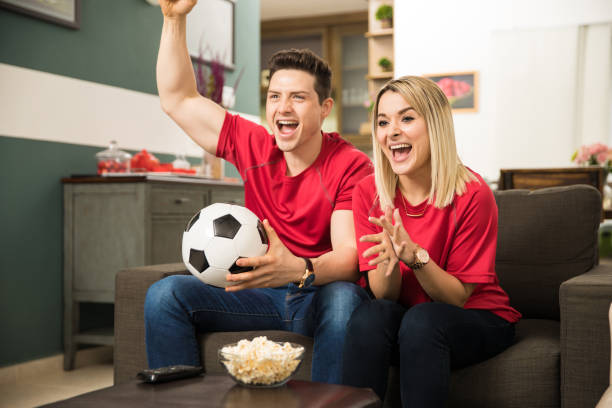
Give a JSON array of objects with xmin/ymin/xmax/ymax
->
[{"xmin": 341, "ymin": 76, "xmax": 521, "ymax": 407}]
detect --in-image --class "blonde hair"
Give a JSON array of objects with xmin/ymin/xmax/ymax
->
[{"xmin": 371, "ymin": 76, "xmax": 476, "ymax": 209}]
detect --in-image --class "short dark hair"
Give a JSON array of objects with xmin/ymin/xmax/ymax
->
[{"xmin": 268, "ymin": 48, "xmax": 332, "ymax": 104}]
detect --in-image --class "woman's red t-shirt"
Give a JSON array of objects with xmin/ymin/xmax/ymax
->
[{"xmin": 353, "ymin": 172, "xmax": 521, "ymax": 323}]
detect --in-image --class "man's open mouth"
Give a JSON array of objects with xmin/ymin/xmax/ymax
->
[{"xmin": 276, "ymin": 120, "xmax": 299, "ymax": 135}]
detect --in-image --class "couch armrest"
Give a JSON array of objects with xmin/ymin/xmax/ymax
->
[
  {"xmin": 113, "ymin": 263, "xmax": 188, "ymax": 385},
  {"xmin": 560, "ymin": 265, "xmax": 612, "ymax": 408},
  {"xmin": 596, "ymin": 303, "xmax": 612, "ymax": 408}
]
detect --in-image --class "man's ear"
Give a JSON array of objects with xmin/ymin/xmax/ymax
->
[{"xmin": 320, "ymin": 97, "xmax": 334, "ymax": 119}]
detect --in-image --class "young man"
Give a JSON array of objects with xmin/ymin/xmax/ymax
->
[{"xmin": 144, "ymin": 0, "xmax": 373, "ymax": 384}]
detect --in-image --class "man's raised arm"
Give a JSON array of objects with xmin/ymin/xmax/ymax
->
[{"xmin": 157, "ymin": 0, "xmax": 226, "ymax": 155}]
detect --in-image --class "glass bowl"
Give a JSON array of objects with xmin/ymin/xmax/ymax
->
[{"xmin": 218, "ymin": 338, "xmax": 305, "ymax": 388}]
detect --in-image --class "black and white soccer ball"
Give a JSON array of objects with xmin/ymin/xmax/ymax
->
[{"xmin": 182, "ymin": 203, "xmax": 269, "ymax": 287}]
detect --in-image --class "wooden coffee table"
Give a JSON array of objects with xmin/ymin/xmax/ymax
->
[{"xmin": 40, "ymin": 374, "xmax": 381, "ymax": 407}]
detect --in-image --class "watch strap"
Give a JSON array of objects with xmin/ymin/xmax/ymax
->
[{"xmin": 298, "ymin": 257, "xmax": 314, "ymax": 288}]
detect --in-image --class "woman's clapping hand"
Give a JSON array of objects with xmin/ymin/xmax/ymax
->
[{"xmin": 362, "ymin": 206, "xmax": 417, "ymax": 275}]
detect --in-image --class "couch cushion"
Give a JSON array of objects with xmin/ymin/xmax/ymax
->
[
  {"xmin": 199, "ymin": 330, "xmax": 314, "ymax": 380},
  {"xmin": 448, "ymin": 319, "xmax": 560, "ymax": 408},
  {"xmin": 494, "ymin": 185, "xmax": 600, "ymax": 320},
  {"xmin": 382, "ymin": 319, "xmax": 560, "ymax": 408}
]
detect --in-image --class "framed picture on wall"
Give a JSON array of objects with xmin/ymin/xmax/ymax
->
[
  {"xmin": 424, "ymin": 71, "xmax": 479, "ymax": 113},
  {"xmin": 0, "ymin": 0, "xmax": 80, "ymax": 29},
  {"xmin": 187, "ymin": 0, "xmax": 235, "ymax": 70}
]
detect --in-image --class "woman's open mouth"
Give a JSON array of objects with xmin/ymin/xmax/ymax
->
[{"xmin": 389, "ymin": 143, "xmax": 412, "ymax": 162}]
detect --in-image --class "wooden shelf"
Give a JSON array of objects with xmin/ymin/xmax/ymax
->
[
  {"xmin": 367, "ymin": 1, "xmax": 394, "ymax": 95},
  {"xmin": 75, "ymin": 327, "xmax": 114, "ymax": 346},
  {"xmin": 365, "ymin": 28, "xmax": 394, "ymax": 38}
]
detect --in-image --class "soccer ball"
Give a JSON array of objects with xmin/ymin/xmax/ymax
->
[{"xmin": 182, "ymin": 203, "xmax": 269, "ymax": 288}]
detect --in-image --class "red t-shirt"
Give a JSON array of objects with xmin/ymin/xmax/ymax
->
[
  {"xmin": 353, "ymin": 172, "xmax": 521, "ymax": 323},
  {"xmin": 217, "ymin": 112, "xmax": 373, "ymax": 258}
]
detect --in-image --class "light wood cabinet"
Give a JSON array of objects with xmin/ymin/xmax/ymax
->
[
  {"xmin": 62, "ymin": 176, "xmax": 244, "ymax": 369},
  {"xmin": 332, "ymin": 24, "xmax": 370, "ymax": 151}
]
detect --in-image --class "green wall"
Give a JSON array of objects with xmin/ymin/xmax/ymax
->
[
  {"xmin": 0, "ymin": 0, "xmax": 259, "ymax": 367},
  {"xmin": 0, "ymin": 138, "xmax": 109, "ymax": 365},
  {"xmin": 0, "ymin": 0, "xmax": 260, "ymax": 115}
]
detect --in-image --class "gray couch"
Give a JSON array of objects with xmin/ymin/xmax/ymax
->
[
  {"xmin": 114, "ymin": 185, "xmax": 612, "ymax": 408},
  {"xmin": 596, "ymin": 303, "xmax": 612, "ymax": 407}
]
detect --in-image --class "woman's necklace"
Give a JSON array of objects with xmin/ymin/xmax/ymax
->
[{"xmin": 400, "ymin": 193, "xmax": 428, "ymax": 217}]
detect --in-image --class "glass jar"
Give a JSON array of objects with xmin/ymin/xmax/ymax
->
[
  {"xmin": 172, "ymin": 153, "xmax": 190, "ymax": 170},
  {"xmin": 96, "ymin": 141, "xmax": 132, "ymax": 174}
]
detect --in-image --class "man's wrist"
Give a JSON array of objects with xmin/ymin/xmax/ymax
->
[
  {"xmin": 162, "ymin": 14, "xmax": 187, "ymax": 37},
  {"xmin": 297, "ymin": 257, "xmax": 315, "ymax": 288},
  {"xmin": 292, "ymin": 256, "xmax": 304, "ymax": 283},
  {"xmin": 163, "ymin": 14, "xmax": 186, "ymax": 25}
]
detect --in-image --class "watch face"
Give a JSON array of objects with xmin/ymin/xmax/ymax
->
[{"xmin": 416, "ymin": 248, "xmax": 429, "ymax": 264}]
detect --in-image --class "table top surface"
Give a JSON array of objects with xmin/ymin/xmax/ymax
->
[
  {"xmin": 40, "ymin": 374, "xmax": 381, "ymax": 408},
  {"xmin": 62, "ymin": 174, "xmax": 243, "ymax": 186}
]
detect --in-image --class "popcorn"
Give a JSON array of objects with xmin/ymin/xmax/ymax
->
[{"xmin": 219, "ymin": 336, "xmax": 304, "ymax": 386}]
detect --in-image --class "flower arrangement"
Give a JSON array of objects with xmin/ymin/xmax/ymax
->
[
  {"xmin": 362, "ymin": 91, "xmax": 377, "ymax": 114},
  {"xmin": 194, "ymin": 45, "xmax": 243, "ymax": 109},
  {"xmin": 572, "ymin": 142, "xmax": 612, "ymax": 169},
  {"xmin": 196, "ymin": 54, "xmax": 224, "ymax": 105}
]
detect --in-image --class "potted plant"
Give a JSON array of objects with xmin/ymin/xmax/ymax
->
[
  {"xmin": 375, "ymin": 4, "xmax": 393, "ymax": 29},
  {"xmin": 378, "ymin": 57, "xmax": 392, "ymax": 72}
]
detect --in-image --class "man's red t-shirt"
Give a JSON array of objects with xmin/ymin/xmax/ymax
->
[
  {"xmin": 216, "ymin": 112, "xmax": 373, "ymax": 258},
  {"xmin": 353, "ymin": 172, "xmax": 521, "ymax": 323}
]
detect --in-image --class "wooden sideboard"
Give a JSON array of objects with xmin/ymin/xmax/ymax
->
[
  {"xmin": 62, "ymin": 175, "xmax": 244, "ymax": 370},
  {"xmin": 498, "ymin": 167, "xmax": 609, "ymax": 218}
]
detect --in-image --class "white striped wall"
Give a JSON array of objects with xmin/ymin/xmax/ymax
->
[{"xmin": 0, "ymin": 63, "xmax": 259, "ymax": 156}]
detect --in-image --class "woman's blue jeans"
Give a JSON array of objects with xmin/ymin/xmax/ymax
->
[
  {"xmin": 341, "ymin": 300, "xmax": 516, "ymax": 407},
  {"xmin": 144, "ymin": 275, "xmax": 369, "ymax": 384}
]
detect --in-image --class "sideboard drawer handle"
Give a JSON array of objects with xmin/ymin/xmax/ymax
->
[{"xmin": 174, "ymin": 197, "xmax": 190, "ymax": 204}]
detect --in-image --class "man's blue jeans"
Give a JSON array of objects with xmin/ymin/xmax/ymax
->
[
  {"xmin": 342, "ymin": 300, "xmax": 516, "ymax": 407},
  {"xmin": 144, "ymin": 275, "xmax": 369, "ymax": 384}
]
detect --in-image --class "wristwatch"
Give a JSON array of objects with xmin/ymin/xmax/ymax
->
[
  {"xmin": 298, "ymin": 257, "xmax": 315, "ymax": 288},
  {"xmin": 407, "ymin": 245, "xmax": 430, "ymax": 270}
]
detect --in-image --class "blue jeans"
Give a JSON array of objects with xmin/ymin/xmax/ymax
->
[
  {"xmin": 341, "ymin": 300, "xmax": 516, "ymax": 407},
  {"xmin": 144, "ymin": 275, "xmax": 369, "ymax": 384}
]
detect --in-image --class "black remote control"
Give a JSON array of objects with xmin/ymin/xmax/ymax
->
[{"xmin": 137, "ymin": 365, "xmax": 204, "ymax": 383}]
